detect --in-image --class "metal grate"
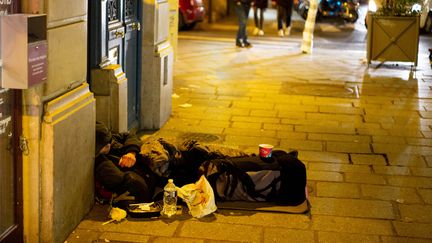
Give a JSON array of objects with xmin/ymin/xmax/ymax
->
[
  {"xmin": 281, "ymin": 83, "xmax": 359, "ymax": 98},
  {"xmin": 125, "ymin": 0, "xmax": 136, "ymax": 19},
  {"xmin": 107, "ymin": 0, "xmax": 120, "ymax": 22}
]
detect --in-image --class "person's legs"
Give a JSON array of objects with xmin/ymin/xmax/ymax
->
[
  {"xmin": 253, "ymin": 7, "xmax": 259, "ymax": 28},
  {"xmin": 235, "ymin": 4, "xmax": 247, "ymax": 45},
  {"xmin": 122, "ymin": 171, "xmax": 153, "ymax": 202},
  {"xmin": 253, "ymin": 7, "xmax": 260, "ymax": 35},
  {"xmin": 133, "ymin": 159, "xmax": 163, "ymax": 198},
  {"xmin": 95, "ymin": 160, "xmax": 126, "ymax": 191},
  {"xmin": 277, "ymin": 5, "xmax": 284, "ymax": 36},
  {"xmin": 259, "ymin": 8, "xmax": 264, "ymax": 30},
  {"xmin": 242, "ymin": 4, "xmax": 251, "ymax": 44},
  {"xmin": 277, "ymin": 5, "xmax": 284, "ymax": 30},
  {"xmin": 95, "ymin": 160, "xmax": 153, "ymax": 202},
  {"xmin": 285, "ymin": 0, "xmax": 293, "ymax": 35}
]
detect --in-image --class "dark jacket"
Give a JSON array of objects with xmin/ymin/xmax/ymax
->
[
  {"xmin": 141, "ymin": 139, "xmax": 251, "ymax": 186},
  {"xmin": 95, "ymin": 132, "xmax": 142, "ymax": 169},
  {"xmin": 235, "ymin": 0, "xmax": 253, "ymax": 6},
  {"xmin": 94, "ymin": 131, "xmax": 161, "ymax": 203},
  {"xmin": 273, "ymin": 0, "xmax": 293, "ymax": 7},
  {"xmin": 254, "ymin": 0, "xmax": 268, "ymax": 9}
]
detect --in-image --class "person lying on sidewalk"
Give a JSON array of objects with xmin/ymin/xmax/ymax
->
[{"xmin": 94, "ymin": 122, "xmax": 161, "ymax": 204}]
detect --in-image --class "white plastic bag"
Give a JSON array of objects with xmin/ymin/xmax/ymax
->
[{"xmin": 176, "ymin": 175, "xmax": 217, "ymax": 218}]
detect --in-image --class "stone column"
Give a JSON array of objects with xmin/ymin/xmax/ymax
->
[
  {"xmin": 23, "ymin": 1, "xmax": 92, "ymax": 242},
  {"xmin": 91, "ymin": 64, "xmax": 128, "ymax": 133},
  {"xmin": 22, "ymin": 86, "xmax": 43, "ymax": 243},
  {"xmin": 140, "ymin": 0, "xmax": 174, "ymax": 130},
  {"xmin": 41, "ymin": 83, "xmax": 95, "ymax": 243}
]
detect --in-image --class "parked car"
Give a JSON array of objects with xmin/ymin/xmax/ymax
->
[
  {"xmin": 296, "ymin": 0, "xmax": 360, "ymax": 23},
  {"xmin": 178, "ymin": 0, "xmax": 205, "ymax": 30}
]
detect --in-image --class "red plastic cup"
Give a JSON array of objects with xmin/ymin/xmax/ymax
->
[{"xmin": 259, "ymin": 144, "xmax": 273, "ymax": 158}]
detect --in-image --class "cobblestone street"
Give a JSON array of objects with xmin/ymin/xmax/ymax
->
[{"xmin": 66, "ymin": 27, "xmax": 432, "ymax": 242}]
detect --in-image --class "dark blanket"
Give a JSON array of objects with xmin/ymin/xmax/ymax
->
[
  {"xmin": 140, "ymin": 139, "xmax": 307, "ymax": 206},
  {"xmin": 140, "ymin": 139, "xmax": 251, "ymax": 186}
]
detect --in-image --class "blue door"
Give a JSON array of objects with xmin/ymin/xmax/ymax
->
[
  {"xmin": 88, "ymin": 0, "xmax": 141, "ymax": 131},
  {"xmin": 124, "ymin": 0, "xmax": 141, "ymax": 129}
]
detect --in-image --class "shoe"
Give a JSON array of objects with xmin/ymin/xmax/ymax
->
[
  {"xmin": 429, "ymin": 48, "xmax": 432, "ymax": 66},
  {"xmin": 258, "ymin": 30, "xmax": 264, "ymax": 36},
  {"xmin": 236, "ymin": 42, "xmax": 244, "ymax": 48},
  {"xmin": 278, "ymin": 29, "xmax": 284, "ymax": 37},
  {"xmin": 252, "ymin": 27, "xmax": 260, "ymax": 36},
  {"xmin": 244, "ymin": 42, "xmax": 252, "ymax": 48},
  {"xmin": 285, "ymin": 27, "xmax": 291, "ymax": 36}
]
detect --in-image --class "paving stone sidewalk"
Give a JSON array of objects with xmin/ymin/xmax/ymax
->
[{"xmin": 66, "ymin": 28, "xmax": 432, "ymax": 242}]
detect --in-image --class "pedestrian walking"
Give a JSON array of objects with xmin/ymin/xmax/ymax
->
[
  {"xmin": 234, "ymin": 0, "xmax": 253, "ymax": 48},
  {"xmin": 252, "ymin": 0, "xmax": 268, "ymax": 36},
  {"xmin": 272, "ymin": 0, "xmax": 294, "ymax": 37}
]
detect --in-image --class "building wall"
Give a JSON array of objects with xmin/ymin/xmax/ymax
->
[
  {"xmin": 41, "ymin": 83, "xmax": 95, "ymax": 243},
  {"xmin": 140, "ymin": 0, "xmax": 174, "ymax": 130},
  {"xmin": 20, "ymin": 0, "xmax": 95, "ymax": 242},
  {"xmin": 43, "ymin": 0, "xmax": 87, "ymax": 97},
  {"xmin": 17, "ymin": 0, "xmax": 177, "ymax": 240}
]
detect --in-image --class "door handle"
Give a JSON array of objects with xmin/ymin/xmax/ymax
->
[
  {"xmin": 19, "ymin": 135, "xmax": 29, "ymax": 155},
  {"xmin": 115, "ymin": 30, "xmax": 125, "ymax": 38},
  {"xmin": 6, "ymin": 132, "xmax": 12, "ymax": 151},
  {"xmin": 131, "ymin": 22, "xmax": 141, "ymax": 31}
]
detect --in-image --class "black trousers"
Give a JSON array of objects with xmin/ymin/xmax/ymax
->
[
  {"xmin": 277, "ymin": 1, "xmax": 293, "ymax": 30},
  {"xmin": 95, "ymin": 158, "xmax": 160, "ymax": 202},
  {"xmin": 253, "ymin": 7, "xmax": 265, "ymax": 29}
]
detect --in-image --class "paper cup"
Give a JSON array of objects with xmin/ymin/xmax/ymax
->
[{"xmin": 259, "ymin": 144, "xmax": 273, "ymax": 158}]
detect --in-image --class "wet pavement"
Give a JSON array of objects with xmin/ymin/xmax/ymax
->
[{"xmin": 66, "ymin": 11, "xmax": 432, "ymax": 243}]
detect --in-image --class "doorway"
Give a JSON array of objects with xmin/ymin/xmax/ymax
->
[
  {"xmin": 0, "ymin": 0, "xmax": 23, "ymax": 241},
  {"xmin": 88, "ymin": 0, "xmax": 142, "ymax": 131},
  {"xmin": 0, "ymin": 89, "xmax": 23, "ymax": 243}
]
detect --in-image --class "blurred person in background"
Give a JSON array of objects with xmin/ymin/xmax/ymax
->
[
  {"xmin": 235, "ymin": 0, "xmax": 253, "ymax": 47},
  {"xmin": 273, "ymin": 0, "xmax": 294, "ymax": 36},
  {"xmin": 252, "ymin": 0, "xmax": 268, "ymax": 36}
]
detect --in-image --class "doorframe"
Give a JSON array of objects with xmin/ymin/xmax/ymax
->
[
  {"xmin": 124, "ymin": 0, "xmax": 142, "ymax": 131},
  {"xmin": 136, "ymin": 0, "xmax": 142, "ymax": 131},
  {"xmin": 0, "ymin": 0, "xmax": 23, "ymax": 241},
  {"xmin": 0, "ymin": 90, "xmax": 23, "ymax": 243},
  {"xmin": 88, "ymin": 0, "xmax": 143, "ymax": 131}
]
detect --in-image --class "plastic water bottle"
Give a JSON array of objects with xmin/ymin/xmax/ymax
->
[{"xmin": 161, "ymin": 179, "xmax": 177, "ymax": 217}]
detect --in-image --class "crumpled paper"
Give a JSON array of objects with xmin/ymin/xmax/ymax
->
[
  {"xmin": 102, "ymin": 207, "xmax": 127, "ymax": 225},
  {"xmin": 129, "ymin": 202, "xmax": 154, "ymax": 211},
  {"xmin": 177, "ymin": 175, "xmax": 217, "ymax": 218}
]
